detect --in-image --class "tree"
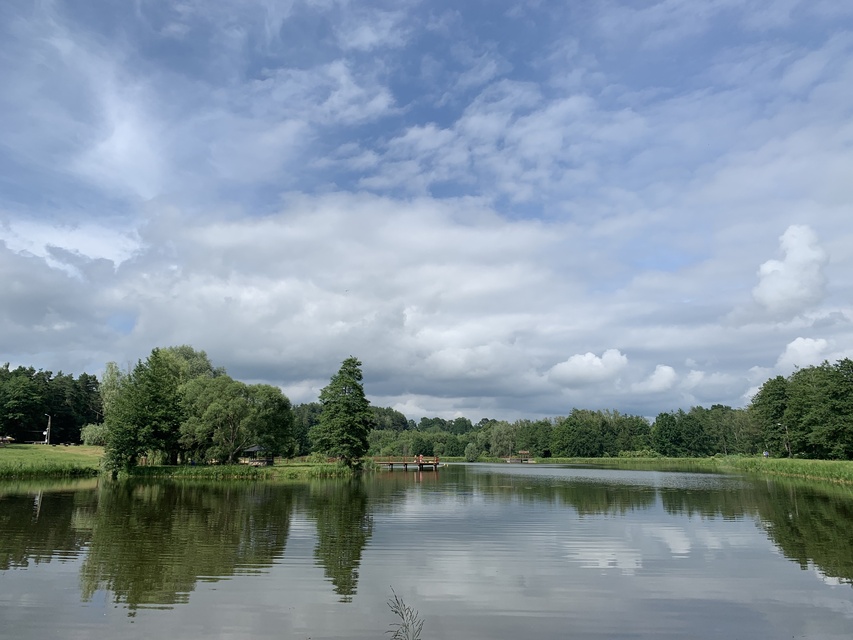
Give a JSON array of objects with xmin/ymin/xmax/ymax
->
[
  {"xmin": 162, "ymin": 345, "xmax": 223, "ymax": 382},
  {"xmin": 464, "ymin": 442, "xmax": 479, "ymax": 462},
  {"xmin": 489, "ymin": 421, "xmax": 516, "ymax": 458},
  {"xmin": 99, "ymin": 362, "xmax": 125, "ymax": 421},
  {"xmin": 652, "ymin": 411, "xmax": 681, "ymax": 456},
  {"xmin": 310, "ymin": 357, "xmax": 373, "ymax": 468},
  {"xmin": 180, "ymin": 377, "xmax": 294, "ymax": 464},
  {"xmin": 104, "ymin": 348, "xmax": 185, "ymax": 471},
  {"xmin": 750, "ymin": 375, "xmax": 790, "ymax": 456},
  {"xmin": 371, "ymin": 406, "xmax": 409, "ymax": 432},
  {"xmin": 292, "ymin": 402, "xmax": 322, "ymax": 456},
  {"xmin": 180, "ymin": 376, "xmax": 256, "ymax": 464}
]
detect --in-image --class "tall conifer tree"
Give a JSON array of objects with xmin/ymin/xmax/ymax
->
[{"xmin": 311, "ymin": 357, "xmax": 373, "ymax": 468}]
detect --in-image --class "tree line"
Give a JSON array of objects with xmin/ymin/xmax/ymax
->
[
  {"xmin": 0, "ymin": 364, "xmax": 100, "ymax": 443},
  {"xmin": 97, "ymin": 346, "xmax": 294, "ymax": 471},
  {"xmin": 2, "ymin": 348, "xmax": 852, "ymax": 466}
]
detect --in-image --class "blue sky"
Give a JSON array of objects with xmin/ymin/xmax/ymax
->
[{"xmin": 1, "ymin": 0, "xmax": 851, "ymax": 421}]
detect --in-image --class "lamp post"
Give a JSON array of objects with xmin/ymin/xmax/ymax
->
[{"xmin": 43, "ymin": 414, "xmax": 51, "ymax": 445}]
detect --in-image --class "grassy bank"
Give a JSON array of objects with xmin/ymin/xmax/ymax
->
[
  {"xmin": 0, "ymin": 445, "xmax": 357, "ymax": 481},
  {"xmin": 125, "ymin": 459, "xmax": 360, "ymax": 480},
  {"xmin": 523, "ymin": 455, "xmax": 853, "ymax": 485},
  {"xmin": 712, "ymin": 456, "xmax": 853, "ymax": 484},
  {"xmin": 6, "ymin": 445, "xmax": 852, "ymax": 485},
  {"xmin": 0, "ymin": 444, "xmax": 103, "ymax": 479}
]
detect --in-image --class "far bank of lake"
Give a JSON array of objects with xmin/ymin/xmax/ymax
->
[{"xmin": 4, "ymin": 444, "xmax": 853, "ymax": 486}]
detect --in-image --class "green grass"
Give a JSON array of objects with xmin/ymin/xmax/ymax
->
[
  {"xmin": 126, "ymin": 464, "xmax": 268, "ymax": 480},
  {"xmin": 712, "ymin": 456, "xmax": 853, "ymax": 484},
  {"xmin": 522, "ymin": 454, "xmax": 853, "ymax": 485},
  {"xmin": 0, "ymin": 444, "xmax": 103, "ymax": 479},
  {"xmin": 126, "ymin": 459, "xmax": 359, "ymax": 481},
  {"xmin": 8, "ymin": 445, "xmax": 849, "ymax": 486},
  {"xmin": 268, "ymin": 460, "xmax": 359, "ymax": 480}
]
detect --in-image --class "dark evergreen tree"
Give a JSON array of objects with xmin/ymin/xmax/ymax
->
[{"xmin": 310, "ymin": 357, "xmax": 373, "ymax": 468}]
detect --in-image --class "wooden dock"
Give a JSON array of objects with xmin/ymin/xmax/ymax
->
[{"xmin": 374, "ymin": 457, "xmax": 442, "ymax": 471}]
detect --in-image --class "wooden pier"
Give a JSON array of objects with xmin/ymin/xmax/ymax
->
[{"xmin": 374, "ymin": 457, "xmax": 442, "ymax": 471}]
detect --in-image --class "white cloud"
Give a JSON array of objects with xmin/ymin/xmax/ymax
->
[
  {"xmin": 775, "ymin": 337, "xmax": 829, "ymax": 372},
  {"xmin": 752, "ymin": 225, "xmax": 828, "ymax": 318},
  {"xmin": 632, "ymin": 365, "xmax": 678, "ymax": 393},
  {"xmin": 548, "ymin": 349, "xmax": 628, "ymax": 387},
  {"xmin": 334, "ymin": 9, "xmax": 410, "ymax": 51},
  {"xmin": 1, "ymin": 1, "xmax": 852, "ymax": 419}
]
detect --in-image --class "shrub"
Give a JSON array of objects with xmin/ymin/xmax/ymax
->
[
  {"xmin": 464, "ymin": 442, "xmax": 479, "ymax": 462},
  {"xmin": 80, "ymin": 423, "xmax": 109, "ymax": 446}
]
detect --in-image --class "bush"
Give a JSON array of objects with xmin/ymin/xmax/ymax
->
[
  {"xmin": 464, "ymin": 442, "xmax": 479, "ymax": 462},
  {"xmin": 80, "ymin": 423, "xmax": 109, "ymax": 446},
  {"xmin": 618, "ymin": 449, "xmax": 661, "ymax": 458}
]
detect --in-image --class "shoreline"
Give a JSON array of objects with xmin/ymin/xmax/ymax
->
[{"xmin": 3, "ymin": 445, "xmax": 853, "ymax": 485}]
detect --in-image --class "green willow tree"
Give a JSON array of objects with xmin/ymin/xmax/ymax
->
[
  {"xmin": 180, "ymin": 375, "xmax": 294, "ymax": 464},
  {"xmin": 310, "ymin": 357, "xmax": 373, "ymax": 468}
]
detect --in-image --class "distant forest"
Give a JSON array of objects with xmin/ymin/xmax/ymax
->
[
  {"xmin": 0, "ymin": 364, "xmax": 100, "ymax": 444},
  {"xmin": 2, "ymin": 355, "xmax": 852, "ymax": 461}
]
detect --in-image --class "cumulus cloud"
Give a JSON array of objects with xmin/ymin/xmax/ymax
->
[
  {"xmin": 752, "ymin": 225, "xmax": 828, "ymax": 317},
  {"xmin": 632, "ymin": 365, "xmax": 677, "ymax": 393},
  {"xmin": 2, "ymin": 1, "xmax": 853, "ymax": 420},
  {"xmin": 775, "ymin": 337, "xmax": 829, "ymax": 372},
  {"xmin": 548, "ymin": 349, "xmax": 628, "ymax": 387}
]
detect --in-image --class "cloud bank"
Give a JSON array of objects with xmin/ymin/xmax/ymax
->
[{"xmin": 1, "ymin": 0, "xmax": 851, "ymax": 420}]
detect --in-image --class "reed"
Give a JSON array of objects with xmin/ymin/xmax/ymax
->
[
  {"xmin": 386, "ymin": 589, "xmax": 424, "ymax": 640},
  {"xmin": 126, "ymin": 464, "xmax": 267, "ymax": 480},
  {"xmin": 269, "ymin": 461, "xmax": 356, "ymax": 480},
  {"xmin": 714, "ymin": 456, "xmax": 853, "ymax": 484}
]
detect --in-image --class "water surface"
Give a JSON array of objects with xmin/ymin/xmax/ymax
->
[{"xmin": 2, "ymin": 464, "xmax": 852, "ymax": 639}]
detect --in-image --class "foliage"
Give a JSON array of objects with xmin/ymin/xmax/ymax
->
[
  {"xmin": 750, "ymin": 375, "xmax": 791, "ymax": 456},
  {"xmin": 310, "ymin": 357, "xmax": 373, "ymax": 468},
  {"xmin": 464, "ymin": 442, "xmax": 479, "ymax": 462},
  {"xmin": 750, "ymin": 359, "xmax": 853, "ymax": 460},
  {"xmin": 101, "ymin": 345, "xmax": 293, "ymax": 472},
  {"xmin": 292, "ymin": 402, "xmax": 322, "ymax": 456},
  {"xmin": 80, "ymin": 422, "xmax": 109, "ymax": 446},
  {"xmin": 125, "ymin": 464, "xmax": 266, "ymax": 480},
  {"xmin": 386, "ymin": 589, "xmax": 424, "ymax": 640},
  {"xmin": 103, "ymin": 348, "xmax": 185, "ymax": 471},
  {"xmin": 372, "ymin": 406, "xmax": 410, "ymax": 432},
  {"xmin": 618, "ymin": 449, "xmax": 661, "ymax": 458},
  {"xmin": 180, "ymin": 376, "xmax": 293, "ymax": 464},
  {"xmin": 0, "ymin": 363, "xmax": 101, "ymax": 444}
]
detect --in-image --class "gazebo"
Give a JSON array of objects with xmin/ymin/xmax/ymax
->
[{"xmin": 241, "ymin": 445, "xmax": 275, "ymax": 466}]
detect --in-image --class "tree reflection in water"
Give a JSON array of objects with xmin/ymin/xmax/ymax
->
[
  {"xmin": 79, "ymin": 480, "xmax": 295, "ymax": 613},
  {"xmin": 306, "ymin": 479, "xmax": 373, "ymax": 602}
]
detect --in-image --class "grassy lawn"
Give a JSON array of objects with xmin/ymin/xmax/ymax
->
[{"xmin": 0, "ymin": 444, "xmax": 103, "ymax": 478}]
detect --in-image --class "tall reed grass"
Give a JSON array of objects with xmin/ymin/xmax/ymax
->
[{"xmin": 126, "ymin": 465, "xmax": 267, "ymax": 480}]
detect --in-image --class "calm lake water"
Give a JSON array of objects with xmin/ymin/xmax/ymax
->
[{"xmin": 2, "ymin": 464, "xmax": 853, "ymax": 639}]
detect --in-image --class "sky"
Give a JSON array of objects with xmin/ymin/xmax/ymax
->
[{"xmin": 1, "ymin": 0, "xmax": 851, "ymax": 422}]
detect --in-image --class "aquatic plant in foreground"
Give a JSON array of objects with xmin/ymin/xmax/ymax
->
[{"xmin": 386, "ymin": 589, "xmax": 424, "ymax": 640}]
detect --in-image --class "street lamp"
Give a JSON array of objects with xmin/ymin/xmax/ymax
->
[{"xmin": 43, "ymin": 414, "xmax": 51, "ymax": 445}]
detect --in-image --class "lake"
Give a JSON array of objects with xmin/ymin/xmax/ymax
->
[{"xmin": 1, "ymin": 463, "xmax": 852, "ymax": 639}]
